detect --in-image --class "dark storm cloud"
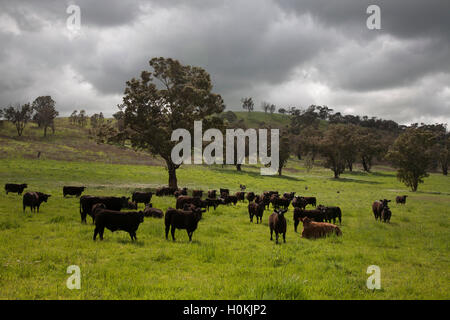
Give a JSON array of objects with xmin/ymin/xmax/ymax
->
[{"xmin": 0, "ymin": 0, "xmax": 448, "ymax": 125}]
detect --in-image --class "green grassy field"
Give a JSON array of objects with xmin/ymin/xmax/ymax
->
[
  {"xmin": 0, "ymin": 157, "xmax": 449, "ymax": 299},
  {"xmin": 0, "ymin": 116, "xmax": 449, "ymax": 299}
]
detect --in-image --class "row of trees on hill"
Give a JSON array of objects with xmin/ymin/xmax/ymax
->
[
  {"xmin": 90, "ymin": 57, "xmax": 447, "ymax": 192},
  {"xmin": 0, "ymin": 96, "xmax": 58, "ymax": 137}
]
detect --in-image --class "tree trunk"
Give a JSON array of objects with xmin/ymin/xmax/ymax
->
[
  {"xmin": 347, "ymin": 160, "xmax": 353, "ymax": 172},
  {"xmin": 278, "ymin": 166, "xmax": 282, "ymax": 176},
  {"xmin": 236, "ymin": 164, "xmax": 242, "ymax": 171},
  {"xmin": 167, "ymin": 161, "xmax": 178, "ymax": 189},
  {"xmin": 442, "ymin": 163, "xmax": 448, "ymax": 176},
  {"xmin": 44, "ymin": 126, "xmax": 47, "ymax": 137}
]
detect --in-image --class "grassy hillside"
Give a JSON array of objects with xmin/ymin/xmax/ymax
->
[
  {"xmin": 233, "ymin": 111, "xmax": 290, "ymax": 128},
  {"xmin": 0, "ymin": 115, "xmax": 448, "ymax": 300}
]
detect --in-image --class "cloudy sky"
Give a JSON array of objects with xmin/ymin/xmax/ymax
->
[{"xmin": 0, "ymin": 0, "xmax": 449, "ymax": 125}]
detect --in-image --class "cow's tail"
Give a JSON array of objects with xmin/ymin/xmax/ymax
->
[{"xmin": 337, "ymin": 207, "xmax": 342, "ymax": 224}]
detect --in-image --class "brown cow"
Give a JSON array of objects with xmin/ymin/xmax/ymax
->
[
  {"xmin": 300, "ymin": 217, "xmax": 342, "ymax": 239},
  {"xmin": 269, "ymin": 209, "xmax": 287, "ymax": 244}
]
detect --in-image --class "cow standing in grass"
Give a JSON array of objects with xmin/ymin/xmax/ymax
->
[
  {"xmin": 269, "ymin": 209, "xmax": 287, "ymax": 244},
  {"xmin": 92, "ymin": 204, "xmax": 144, "ymax": 241},
  {"xmin": 165, "ymin": 207, "xmax": 204, "ymax": 242},
  {"xmin": 5, "ymin": 183, "xmax": 28, "ymax": 195},
  {"xmin": 63, "ymin": 186, "xmax": 85, "ymax": 197},
  {"xmin": 396, "ymin": 195, "xmax": 408, "ymax": 205},
  {"xmin": 132, "ymin": 191, "xmax": 153, "ymax": 207},
  {"xmin": 23, "ymin": 192, "xmax": 51, "ymax": 213},
  {"xmin": 372, "ymin": 199, "xmax": 391, "ymax": 221}
]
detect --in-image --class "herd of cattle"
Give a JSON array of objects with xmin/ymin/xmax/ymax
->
[{"xmin": 4, "ymin": 183, "xmax": 408, "ymax": 244}]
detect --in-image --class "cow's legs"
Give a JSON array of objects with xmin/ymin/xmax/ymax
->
[
  {"xmin": 187, "ymin": 230, "xmax": 192, "ymax": 242},
  {"xmin": 165, "ymin": 225, "xmax": 170, "ymax": 239},
  {"xmin": 93, "ymin": 227, "xmax": 99, "ymax": 240},
  {"xmin": 275, "ymin": 233, "xmax": 279, "ymax": 244},
  {"xmin": 270, "ymin": 228, "xmax": 273, "ymax": 240},
  {"xmin": 171, "ymin": 226, "xmax": 176, "ymax": 241},
  {"xmin": 294, "ymin": 220, "xmax": 299, "ymax": 233},
  {"xmin": 283, "ymin": 232, "xmax": 286, "ymax": 243}
]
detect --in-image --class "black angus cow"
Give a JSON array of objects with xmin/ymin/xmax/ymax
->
[
  {"xmin": 269, "ymin": 209, "xmax": 287, "ymax": 244},
  {"xmin": 131, "ymin": 191, "xmax": 153, "ymax": 207},
  {"xmin": 248, "ymin": 201, "xmax": 265, "ymax": 224},
  {"xmin": 79, "ymin": 195, "xmax": 130, "ymax": 223},
  {"xmin": 221, "ymin": 195, "xmax": 238, "ymax": 206},
  {"xmin": 208, "ymin": 190, "xmax": 217, "ymax": 199},
  {"xmin": 235, "ymin": 191, "xmax": 246, "ymax": 202},
  {"xmin": 23, "ymin": 192, "xmax": 51, "ymax": 213},
  {"xmin": 176, "ymin": 196, "xmax": 202, "ymax": 210},
  {"xmin": 246, "ymin": 192, "xmax": 256, "ymax": 202},
  {"xmin": 92, "ymin": 204, "xmax": 144, "ymax": 241},
  {"xmin": 396, "ymin": 195, "xmax": 408, "ymax": 205},
  {"xmin": 63, "ymin": 186, "xmax": 85, "ymax": 197},
  {"xmin": 293, "ymin": 207, "xmax": 325, "ymax": 232},
  {"xmin": 156, "ymin": 186, "xmax": 178, "ymax": 196},
  {"xmin": 143, "ymin": 204, "xmax": 164, "ymax": 218},
  {"xmin": 5, "ymin": 183, "xmax": 28, "ymax": 195},
  {"xmin": 165, "ymin": 207, "xmax": 205, "ymax": 241},
  {"xmin": 317, "ymin": 205, "xmax": 342, "ymax": 224},
  {"xmin": 220, "ymin": 188, "xmax": 230, "ymax": 197}
]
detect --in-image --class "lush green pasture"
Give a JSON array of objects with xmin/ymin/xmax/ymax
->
[{"xmin": 0, "ymin": 158, "xmax": 449, "ymax": 299}]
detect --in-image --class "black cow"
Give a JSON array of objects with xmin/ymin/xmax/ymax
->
[
  {"xmin": 79, "ymin": 195, "xmax": 130, "ymax": 223},
  {"xmin": 165, "ymin": 207, "xmax": 204, "ymax": 241},
  {"xmin": 269, "ymin": 209, "xmax": 287, "ymax": 244},
  {"xmin": 192, "ymin": 190, "xmax": 203, "ymax": 198},
  {"xmin": 143, "ymin": 204, "xmax": 164, "ymax": 218},
  {"xmin": 235, "ymin": 191, "xmax": 246, "ymax": 202},
  {"xmin": 292, "ymin": 196, "xmax": 307, "ymax": 209},
  {"xmin": 317, "ymin": 205, "xmax": 342, "ymax": 224},
  {"xmin": 23, "ymin": 192, "xmax": 51, "ymax": 213},
  {"xmin": 63, "ymin": 186, "xmax": 85, "ymax": 197},
  {"xmin": 220, "ymin": 188, "xmax": 230, "ymax": 197},
  {"xmin": 246, "ymin": 192, "xmax": 256, "ymax": 202},
  {"xmin": 248, "ymin": 201, "xmax": 265, "ymax": 224},
  {"xmin": 156, "ymin": 186, "xmax": 178, "ymax": 196},
  {"xmin": 5, "ymin": 183, "xmax": 28, "ymax": 195},
  {"xmin": 208, "ymin": 190, "xmax": 217, "ymax": 199},
  {"xmin": 132, "ymin": 191, "xmax": 153, "ymax": 207},
  {"xmin": 176, "ymin": 196, "xmax": 202, "ymax": 210},
  {"xmin": 396, "ymin": 195, "xmax": 408, "ymax": 205},
  {"xmin": 92, "ymin": 204, "xmax": 144, "ymax": 241}
]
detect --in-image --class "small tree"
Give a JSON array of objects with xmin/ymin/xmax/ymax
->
[
  {"xmin": 110, "ymin": 57, "xmax": 225, "ymax": 188},
  {"xmin": 318, "ymin": 124, "xmax": 348, "ymax": 178},
  {"xmin": 261, "ymin": 101, "xmax": 270, "ymax": 113},
  {"xmin": 77, "ymin": 110, "xmax": 87, "ymax": 127},
  {"xmin": 32, "ymin": 96, "xmax": 59, "ymax": 137},
  {"xmin": 386, "ymin": 128, "xmax": 434, "ymax": 191},
  {"xmin": 70, "ymin": 110, "xmax": 78, "ymax": 125},
  {"xmin": 278, "ymin": 134, "xmax": 290, "ymax": 176},
  {"xmin": 269, "ymin": 104, "xmax": 276, "ymax": 114},
  {"xmin": 278, "ymin": 108, "xmax": 286, "ymax": 114},
  {"xmin": 356, "ymin": 128, "xmax": 385, "ymax": 172},
  {"xmin": 241, "ymin": 97, "xmax": 254, "ymax": 113},
  {"xmin": 3, "ymin": 103, "xmax": 33, "ymax": 137}
]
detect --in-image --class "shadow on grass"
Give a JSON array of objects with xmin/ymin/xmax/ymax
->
[{"xmin": 328, "ymin": 177, "xmax": 381, "ymax": 185}]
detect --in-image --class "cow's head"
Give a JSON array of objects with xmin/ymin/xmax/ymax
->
[
  {"xmin": 37, "ymin": 192, "xmax": 51, "ymax": 202},
  {"xmin": 22, "ymin": 184, "xmax": 28, "ymax": 188},
  {"xmin": 300, "ymin": 217, "xmax": 312, "ymax": 224},
  {"xmin": 276, "ymin": 209, "xmax": 287, "ymax": 216}
]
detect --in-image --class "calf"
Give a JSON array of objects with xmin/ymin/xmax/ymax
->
[
  {"xmin": 220, "ymin": 188, "xmax": 230, "ymax": 197},
  {"xmin": 317, "ymin": 205, "xmax": 342, "ymax": 224},
  {"xmin": 293, "ymin": 207, "xmax": 325, "ymax": 232},
  {"xmin": 372, "ymin": 199, "xmax": 391, "ymax": 221},
  {"xmin": 208, "ymin": 190, "xmax": 217, "ymax": 199},
  {"xmin": 396, "ymin": 195, "xmax": 408, "ymax": 205},
  {"xmin": 269, "ymin": 209, "xmax": 287, "ymax": 244},
  {"xmin": 79, "ymin": 195, "xmax": 130, "ymax": 223},
  {"xmin": 165, "ymin": 207, "xmax": 204, "ymax": 241},
  {"xmin": 63, "ymin": 186, "xmax": 85, "ymax": 197},
  {"xmin": 132, "ymin": 191, "xmax": 153, "ymax": 207},
  {"xmin": 221, "ymin": 195, "xmax": 238, "ymax": 206},
  {"xmin": 235, "ymin": 191, "xmax": 246, "ymax": 202},
  {"xmin": 176, "ymin": 196, "xmax": 202, "ymax": 210},
  {"xmin": 192, "ymin": 190, "xmax": 203, "ymax": 198},
  {"xmin": 92, "ymin": 204, "xmax": 144, "ymax": 241},
  {"xmin": 381, "ymin": 206, "xmax": 392, "ymax": 223},
  {"xmin": 23, "ymin": 192, "xmax": 51, "ymax": 213},
  {"xmin": 5, "ymin": 183, "xmax": 27, "ymax": 195},
  {"xmin": 300, "ymin": 217, "xmax": 342, "ymax": 239},
  {"xmin": 248, "ymin": 201, "xmax": 265, "ymax": 224},
  {"xmin": 292, "ymin": 196, "xmax": 307, "ymax": 209},
  {"xmin": 143, "ymin": 204, "xmax": 164, "ymax": 218}
]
